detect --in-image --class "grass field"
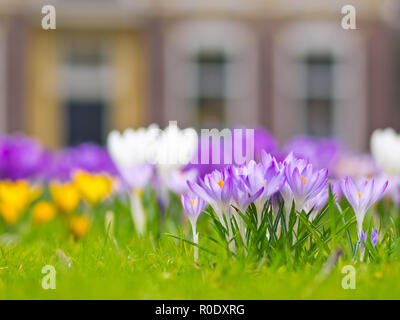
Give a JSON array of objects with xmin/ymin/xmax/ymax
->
[{"xmin": 0, "ymin": 191, "xmax": 398, "ymax": 300}]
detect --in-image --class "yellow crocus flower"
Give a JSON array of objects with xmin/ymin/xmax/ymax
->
[
  {"xmin": 50, "ymin": 182, "xmax": 80, "ymax": 213},
  {"xmin": 69, "ymin": 215, "xmax": 90, "ymax": 239},
  {"xmin": 0, "ymin": 180, "xmax": 42, "ymax": 225},
  {"xmin": 73, "ymin": 171, "xmax": 113, "ymax": 205},
  {"xmin": 32, "ymin": 201, "xmax": 56, "ymax": 225}
]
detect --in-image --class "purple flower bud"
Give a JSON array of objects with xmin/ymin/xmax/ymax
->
[
  {"xmin": 360, "ymin": 230, "xmax": 367, "ymax": 251},
  {"xmin": 340, "ymin": 176, "xmax": 388, "ymax": 236},
  {"xmin": 231, "ymin": 173, "xmax": 264, "ymax": 214},
  {"xmin": 371, "ymin": 228, "xmax": 379, "ymax": 247},
  {"xmin": 360, "ymin": 229, "xmax": 379, "ymax": 250},
  {"xmin": 180, "ymin": 193, "xmax": 206, "ymax": 227}
]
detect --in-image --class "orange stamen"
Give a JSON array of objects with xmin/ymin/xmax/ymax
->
[
  {"xmin": 217, "ymin": 180, "xmax": 224, "ymax": 189},
  {"xmin": 301, "ymin": 175, "xmax": 307, "ymax": 188}
]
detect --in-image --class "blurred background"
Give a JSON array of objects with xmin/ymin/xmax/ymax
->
[{"xmin": 0, "ymin": 0, "xmax": 399, "ymax": 151}]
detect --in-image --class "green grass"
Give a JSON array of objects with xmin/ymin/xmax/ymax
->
[
  {"xmin": 0, "ymin": 191, "xmax": 399, "ymax": 300},
  {"xmin": 0, "ymin": 228, "xmax": 399, "ymax": 299}
]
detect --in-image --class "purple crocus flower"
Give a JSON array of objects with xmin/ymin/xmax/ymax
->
[
  {"xmin": 360, "ymin": 228, "xmax": 379, "ymax": 250},
  {"xmin": 187, "ymin": 167, "xmax": 234, "ymax": 223},
  {"xmin": 0, "ymin": 135, "xmax": 48, "ymax": 181},
  {"xmin": 117, "ymin": 164, "xmax": 153, "ymax": 190},
  {"xmin": 371, "ymin": 228, "xmax": 379, "ymax": 247},
  {"xmin": 360, "ymin": 230, "xmax": 368, "ymax": 251},
  {"xmin": 181, "ymin": 193, "xmax": 206, "ymax": 227},
  {"xmin": 231, "ymin": 173, "xmax": 264, "ymax": 214},
  {"xmin": 340, "ymin": 176, "xmax": 388, "ymax": 236},
  {"xmin": 381, "ymin": 175, "xmax": 400, "ymax": 206},
  {"xmin": 229, "ymin": 173, "xmax": 264, "ymax": 242},
  {"xmin": 188, "ymin": 167, "xmax": 236, "ymax": 251},
  {"xmin": 269, "ymin": 153, "xmax": 295, "ymax": 214},
  {"xmin": 46, "ymin": 143, "xmax": 118, "ymax": 182},
  {"xmin": 284, "ymin": 136, "xmax": 343, "ymax": 175},
  {"xmin": 330, "ymin": 180, "xmax": 343, "ymax": 202},
  {"xmin": 181, "ymin": 193, "xmax": 206, "ymax": 261},
  {"xmin": 161, "ymin": 168, "xmax": 198, "ymax": 195},
  {"xmin": 244, "ymin": 157, "xmax": 285, "ymax": 217},
  {"xmin": 284, "ymin": 153, "xmax": 328, "ymax": 212}
]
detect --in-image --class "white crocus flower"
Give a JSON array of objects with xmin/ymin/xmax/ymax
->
[
  {"xmin": 155, "ymin": 121, "xmax": 198, "ymax": 179},
  {"xmin": 107, "ymin": 125, "xmax": 159, "ymax": 235},
  {"xmin": 153, "ymin": 122, "xmax": 198, "ymax": 207},
  {"xmin": 370, "ymin": 128, "xmax": 400, "ymax": 205},
  {"xmin": 370, "ymin": 128, "xmax": 400, "ymax": 176},
  {"xmin": 107, "ymin": 122, "xmax": 198, "ymax": 234}
]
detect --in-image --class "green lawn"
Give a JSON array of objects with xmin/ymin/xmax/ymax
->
[
  {"xmin": 0, "ymin": 188, "xmax": 398, "ymax": 300},
  {"xmin": 0, "ymin": 215, "xmax": 398, "ymax": 300}
]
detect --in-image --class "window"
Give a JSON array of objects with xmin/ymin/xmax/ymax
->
[
  {"xmin": 66, "ymin": 100, "xmax": 105, "ymax": 146},
  {"xmin": 304, "ymin": 55, "xmax": 335, "ymax": 137},
  {"xmin": 194, "ymin": 52, "xmax": 228, "ymax": 129},
  {"xmin": 62, "ymin": 43, "xmax": 110, "ymax": 146}
]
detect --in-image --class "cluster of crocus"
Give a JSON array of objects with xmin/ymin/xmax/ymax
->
[
  {"xmin": 46, "ymin": 170, "xmax": 114, "ymax": 238},
  {"xmin": 0, "ymin": 135, "xmax": 118, "ymax": 183},
  {"xmin": 0, "ymin": 127, "xmax": 396, "ymax": 249},
  {"xmin": 45, "ymin": 143, "xmax": 118, "ymax": 182},
  {"xmin": 181, "ymin": 150, "xmax": 390, "ymax": 260},
  {"xmin": 0, "ymin": 170, "xmax": 114, "ymax": 239},
  {"xmin": 107, "ymin": 122, "xmax": 198, "ymax": 235},
  {"xmin": 182, "ymin": 151, "xmax": 331, "ymax": 255}
]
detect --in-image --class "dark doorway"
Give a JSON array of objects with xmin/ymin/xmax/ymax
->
[{"xmin": 65, "ymin": 100, "xmax": 106, "ymax": 146}]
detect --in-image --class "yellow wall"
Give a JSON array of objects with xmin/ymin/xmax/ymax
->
[
  {"xmin": 112, "ymin": 31, "xmax": 147, "ymax": 132},
  {"xmin": 26, "ymin": 29, "xmax": 60, "ymax": 149},
  {"xmin": 26, "ymin": 29, "xmax": 147, "ymax": 149}
]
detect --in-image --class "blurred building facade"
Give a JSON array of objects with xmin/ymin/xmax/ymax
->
[{"xmin": 0, "ymin": 0, "xmax": 399, "ymax": 151}]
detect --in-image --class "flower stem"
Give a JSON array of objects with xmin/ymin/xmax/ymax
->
[{"xmin": 192, "ymin": 224, "xmax": 199, "ymax": 262}]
